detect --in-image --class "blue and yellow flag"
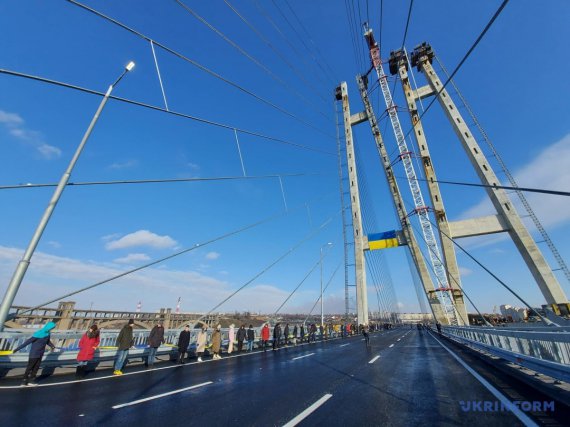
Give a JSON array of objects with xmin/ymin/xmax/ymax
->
[{"xmin": 368, "ymin": 230, "xmax": 400, "ymax": 250}]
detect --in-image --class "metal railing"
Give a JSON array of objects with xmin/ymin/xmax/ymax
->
[
  {"xmin": 441, "ymin": 326, "xmax": 570, "ymax": 382},
  {"xmin": 0, "ymin": 327, "xmax": 351, "ymax": 370}
]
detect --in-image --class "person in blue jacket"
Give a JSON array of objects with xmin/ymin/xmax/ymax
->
[{"xmin": 13, "ymin": 322, "xmax": 57, "ymax": 386}]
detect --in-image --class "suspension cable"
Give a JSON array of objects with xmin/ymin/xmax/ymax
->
[
  {"xmin": 64, "ymin": 0, "xmax": 334, "ymax": 138},
  {"xmin": 0, "ymin": 68, "xmax": 334, "ymax": 156}
]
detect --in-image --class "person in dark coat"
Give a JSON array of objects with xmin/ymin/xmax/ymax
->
[
  {"xmin": 283, "ymin": 324, "xmax": 290, "ymax": 346},
  {"xmin": 13, "ymin": 321, "xmax": 56, "ymax": 386},
  {"xmin": 146, "ymin": 321, "xmax": 165, "ymax": 368},
  {"xmin": 113, "ymin": 319, "xmax": 134, "ymax": 375},
  {"xmin": 76, "ymin": 324, "xmax": 100, "ymax": 377},
  {"xmin": 177, "ymin": 325, "xmax": 191, "ymax": 364},
  {"xmin": 300, "ymin": 324, "xmax": 305, "ymax": 343},
  {"xmin": 246, "ymin": 325, "xmax": 255, "ymax": 352},
  {"xmin": 272, "ymin": 323, "xmax": 282, "ymax": 350},
  {"xmin": 236, "ymin": 325, "xmax": 246, "ymax": 352},
  {"xmin": 292, "ymin": 325, "xmax": 298, "ymax": 344},
  {"xmin": 362, "ymin": 324, "xmax": 370, "ymax": 346}
]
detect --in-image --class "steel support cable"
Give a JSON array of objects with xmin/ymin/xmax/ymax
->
[
  {"xmin": 12, "ymin": 194, "xmax": 333, "ymax": 317},
  {"xmin": 252, "ymin": 0, "xmax": 331, "ymax": 97},
  {"xmin": 406, "ymin": 215, "xmax": 490, "ymax": 326},
  {"xmin": 405, "ymin": 249, "xmax": 429, "ymax": 314},
  {"xmin": 0, "ymin": 173, "xmax": 318, "ymax": 191},
  {"xmin": 396, "ymin": 176, "xmax": 570, "ymax": 197},
  {"xmin": 345, "ymin": 0, "xmax": 364, "ymax": 73},
  {"xmin": 401, "ymin": 0, "xmax": 414, "ymax": 49},
  {"xmin": 175, "ymin": 0, "xmax": 330, "ymax": 121},
  {"xmin": 65, "ymin": 0, "xmax": 334, "ymax": 139},
  {"xmin": 303, "ymin": 262, "xmax": 342, "ymax": 324},
  {"xmin": 365, "ymin": 251, "xmax": 394, "ymax": 318},
  {"xmin": 435, "ymin": 55, "xmax": 570, "ymax": 284},
  {"xmin": 272, "ymin": 253, "xmax": 328, "ymax": 317},
  {"xmin": 283, "ymin": 0, "xmax": 338, "ymax": 83},
  {"xmin": 222, "ymin": 0, "xmax": 330, "ymax": 106},
  {"xmin": 421, "ymin": 215, "xmax": 557, "ymax": 326},
  {"xmin": 353, "ymin": 0, "xmax": 368, "ymax": 70},
  {"xmin": 196, "ymin": 212, "xmax": 338, "ymax": 323},
  {"xmin": 0, "ymin": 68, "xmax": 334, "ymax": 156},
  {"xmin": 402, "ymin": 0, "xmax": 510, "ymax": 141}
]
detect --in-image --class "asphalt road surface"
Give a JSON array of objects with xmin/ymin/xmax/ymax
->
[{"xmin": 0, "ymin": 328, "xmax": 566, "ymax": 426}]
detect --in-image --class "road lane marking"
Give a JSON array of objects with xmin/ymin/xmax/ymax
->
[
  {"xmin": 282, "ymin": 393, "xmax": 333, "ymax": 427},
  {"xmin": 112, "ymin": 381, "xmax": 212, "ymax": 409},
  {"xmin": 430, "ymin": 334, "xmax": 538, "ymax": 427},
  {"xmin": 397, "ymin": 339, "xmax": 401, "ymax": 341},
  {"xmin": 340, "ymin": 344, "xmax": 350, "ymax": 347},
  {"xmin": 389, "ymin": 344, "xmax": 394, "ymax": 348},
  {"xmin": 368, "ymin": 356, "xmax": 380, "ymax": 364},
  {"xmin": 292, "ymin": 353, "xmax": 315, "ymax": 361}
]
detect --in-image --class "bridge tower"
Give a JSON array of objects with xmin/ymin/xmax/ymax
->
[
  {"xmin": 354, "ymin": 74, "xmax": 448, "ymax": 325},
  {"xmin": 335, "ymin": 82, "xmax": 369, "ymax": 326},
  {"xmin": 410, "ymin": 42, "xmax": 568, "ymax": 306},
  {"xmin": 388, "ymin": 49, "xmax": 468, "ymax": 324}
]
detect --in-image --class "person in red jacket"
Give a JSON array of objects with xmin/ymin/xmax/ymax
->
[
  {"xmin": 76, "ymin": 324, "xmax": 100, "ymax": 378},
  {"xmin": 261, "ymin": 323, "xmax": 270, "ymax": 352}
]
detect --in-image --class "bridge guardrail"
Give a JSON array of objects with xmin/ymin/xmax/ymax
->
[
  {"xmin": 441, "ymin": 326, "xmax": 570, "ymax": 383},
  {"xmin": 0, "ymin": 327, "xmax": 352, "ymax": 370}
]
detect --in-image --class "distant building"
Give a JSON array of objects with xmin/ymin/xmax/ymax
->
[{"xmin": 499, "ymin": 304, "xmax": 528, "ymax": 322}]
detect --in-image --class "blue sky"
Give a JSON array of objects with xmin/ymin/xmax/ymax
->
[{"xmin": 0, "ymin": 0, "xmax": 569, "ymax": 316}]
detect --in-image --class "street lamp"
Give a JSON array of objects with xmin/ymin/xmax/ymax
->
[
  {"xmin": 320, "ymin": 242, "xmax": 333, "ymax": 327},
  {"xmin": 0, "ymin": 61, "xmax": 136, "ymax": 331}
]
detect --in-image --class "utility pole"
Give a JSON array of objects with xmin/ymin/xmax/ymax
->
[
  {"xmin": 0, "ymin": 62, "xmax": 136, "ymax": 331},
  {"xmin": 335, "ymin": 82, "xmax": 369, "ymax": 326}
]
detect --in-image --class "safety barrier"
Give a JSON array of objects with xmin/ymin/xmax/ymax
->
[
  {"xmin": 0, "ymin": 327, "xmax": 348, "ymax": 370},
  {"xmin": 441, "ymin": 325, "xmax": 570, "ymax": 383}
]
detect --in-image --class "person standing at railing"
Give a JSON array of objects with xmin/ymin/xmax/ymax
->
[
  {"xmin": 146, "ymin": 321, "xmax": 165, "ymax": 369},
  {"xmin": 236, "ymin": 325, "xmax": 246, "ymax": 352},
  {"xmin": 283, "ymin": 324, "xmax": 290, "ymax": 346},
  {"xmin": 196, "ymin": 326, "xmax": 208, "ymax": 362},
  {"xmin": 292, "ymin": 325, "xmax": 298, "ymax": 345},
  {"xmin": 113, "ymin": 319, "xmax": 134, "ymax": 376},
  {"xmin": 177, "ymin": 325, "xmax": 191, "ymax": 364},
  {"xmin": 13, "ymin": 321, "xmax": 56, "ymax": 386},
  {"xmin": 227, "ymin": 324, "xmax": 235, "ymax": 355},
  {"xmin": 272, "ymin": 323, "xmax": 282, "ymax": 350},
  {"xmin": 246, "ymin": 325, "xmax": 255, "ymax": 352},
  {"xmin": 261, "ymin": 323, "xmax": 270, "ymax": 352},
  {"xmin": 211, "ymin": 325, "xmax": 222, "ymax": 360},
  {"xmin": 76, "ymin": 324, "xmax": 100, "ymax": 378}
]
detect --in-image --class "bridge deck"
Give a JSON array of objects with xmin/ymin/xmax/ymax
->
[{"xmin": 0, "ymin": 329, "xmax": 567, "ymax": 426}]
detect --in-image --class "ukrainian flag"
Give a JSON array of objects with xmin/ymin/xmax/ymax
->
[{"xmin": 368, "ymin": 230, "xmax": 400, "ymax": 250}]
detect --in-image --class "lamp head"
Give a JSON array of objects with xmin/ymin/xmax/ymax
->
[{"xmin": 125, "ymin": 61, "xmax": 136, "ymax": 72}]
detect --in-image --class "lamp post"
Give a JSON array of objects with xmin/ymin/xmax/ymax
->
[
  {"xmin": 320, "ymin": 242, "xmax": 333, "ymax": 327},
  {"xmin": 0, "ymin": 61, "xmax": 136, "ymax": 331}
]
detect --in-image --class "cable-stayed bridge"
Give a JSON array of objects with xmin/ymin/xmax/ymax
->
[{"xmin": 1, "ymin": 1, "xmax": 569, "ymax": 425}]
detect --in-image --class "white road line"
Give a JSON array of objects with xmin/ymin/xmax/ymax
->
[
  {"xmin": 368, "ymin": 355, "xmax": 380, "ymax": 364},
  {"xmin": 430, "ymin": 334, "xmax": 538, "ymax": 427},
  {"xmin": 389, "ymin": 344, "xmax": 394, "ymax": 348},
  {"xmin": 340, "ymin": 344, "xmax": 350, "ymax": 347},
  {"xmin": 282, "ymin": 394, "xmax": 333, "ymax": 427},
  {"xmin": 397, "ymin": 339, "xmax": 401, "ymax": 341},
  {"xmin": 292, "ymin": 353, "xmax": 315, "ymax": 361},
  {"xmin": 112, "ymin": 381, "xmax": 212, "ymax": 409}
]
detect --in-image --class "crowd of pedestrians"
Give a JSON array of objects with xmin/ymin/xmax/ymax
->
[{"xmin": 10, "ymin": 319, "xmax": 393, "ymax": 385}]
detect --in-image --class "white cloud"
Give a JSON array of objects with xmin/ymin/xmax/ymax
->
[
  {"xmin": 46, "ymin": 241, "xmax": 62, "ymax": 249},
  {"xmin": 0, "ymin": 109, "xmax": 61, "ymax": 159},
  {"xmin": 105, "ymin": 230, "xmax": 177, "ymax": 250},
  {"xmin": 459, "ymin": 266, "xmax": 473, "ymax": 277},
  {"xmin": 458, "ymin": 133, "xmax": 570, "ymax": 238},
  {"xmin": 0, "ymin": 246, "xmax": 296, "ymax": 313},
  {"xmin": 113, "ymin": 253, "xmax": 151, "ymax": 264},
  {"xmin": 108, "ymin": 159, "xmax": 138, "ymax": 170},
  {"xmin": 0, "ymin": 110, "xmax": 24, "ymax": 125},
  {"xmin": 205, "ymin": 251, "xmax": 220, "ymax": 260}
]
